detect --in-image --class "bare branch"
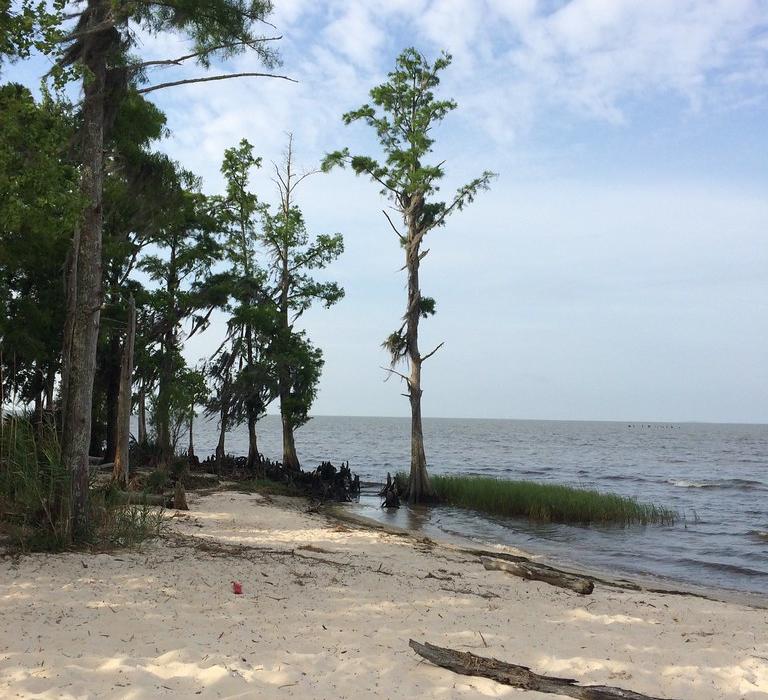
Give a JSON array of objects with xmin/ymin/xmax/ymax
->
[
  {"xmin": 421, "ymin": 342, "xmax": 444, "ymax": 363},
  {"xmin": 381, "ymin": 366, "xmax": 411, "ymax": 386},
  {"xmin": 382, "ymin": 209, "xmax": 405, "ymax": 242},
  {"xmin": 135, "ymin": 37, "xmax": 282, "ymax": 69},
  {"xmin": 137, "ymin": 71, "xmax": 297, "ymax": 95}
]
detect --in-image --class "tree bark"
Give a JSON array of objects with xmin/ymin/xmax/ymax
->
[
  {"xmin": 215, "ymin": 375, "xmax": 229, "ymax": 472},
  {"xmin": 247, "ymin": 408, "xmax": 262, "ymax": 475},
  {"xmin": 408, "ymin": 640, "xmax": 672, "ymax": 700},
  {"xmin": 103, "ymin": 328, "xmax": 122, "ymax": 462},
  {"xmin": 137, "ymin": 380, "xmax": 147, "ymax": 444},
  {"xmin": 113, "ymin": 296, "xmax": 135, "ymax": 488},
  {"xmin": 44, "ymin": 364, "xmax": 55, "ymax": 413},
  {"xmin": 187, "ymin": 409, "xmax": 194, "ymax": 460},
  {"xmin": 280, "ymin": 393, "xmax": 300, "ymax": 470},
  {"xmin": 59, "ymin": 0, "xmax": 108, "ymax": 541}
]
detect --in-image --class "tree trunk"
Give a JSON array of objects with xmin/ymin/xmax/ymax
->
[
  {"xmin": 247, "ymin": 408, "xmax": 262, "ymax": 475},
  {"xmin": 156, "ymin": 350, "xmax": 172, "ymax": 466},
  {"xmin": 44, "ymin": 364, "xmax": 55, "ymax": 413},
  {"xmin": 280, "ymin": 393, "xmax": 300, "ymax": 470},
  {"xmin": 187, "ymin": 409, "xmax": 194, "ymax": 460},
  {"xmin": 215, "ymin": 413, "xmax": 226, "ymax": 472},
  {"xmin": 59, "ymin": 0, "xmax": 108, "ymax": 541},
  {"xmin": 215, "ymin": 376, "xmax": 229, "ymax": 471},
  {"xmin": 103, "ymin": 329, "xmax": 121, "ymax": 462},
  {"xmin": 278, "ymin": 215, "xmax": 300, "ymax": 471},
  {"xmin": 404, "ymin": 220, "xmax": 434, "ymax": 504},
  {"xmin": 137, "ymin": 381, "xmax": 147, "ymax": 444},
  {"xmin": 156, "ymin": 324, "xmax": 175, "ymax": 466},
  {"xmin": 113, "ymin": 296, "xmax": 135, "ymax": 488}
]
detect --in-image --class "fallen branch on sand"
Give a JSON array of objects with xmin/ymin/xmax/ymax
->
[
  {"xmin": 481, "ymin": 556, "xmax": 594, "ymax": 595},
  {"xmin": 409, "ymin": 639, "xmax": 675, "ymax": 700}
]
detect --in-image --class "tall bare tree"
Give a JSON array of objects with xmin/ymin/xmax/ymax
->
[
  {"xmin": 323, "ymin": 48, "xmax": 495, "ymax": 503},
  {"xmin": 265, "ymin": 135, "xmax": 343, "ymax": 469}
]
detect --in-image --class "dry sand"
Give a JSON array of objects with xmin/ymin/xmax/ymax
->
[{"xmin": 1, "ymin": 490, "xmax": 767, "ymax": 699}]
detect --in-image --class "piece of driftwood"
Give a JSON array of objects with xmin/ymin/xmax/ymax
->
[
  {"xmin": 481, "ymin": 556, "xmax": 594, "ymax": 594},
  {"xmin": 174, "ymin": 481, "xmax": 189, "ymax": 510},
  {"xmin": 409, "ymin": 640, "xmax": 673, "ymax": 700},
  {"xmin": 379, "ymin": 472, "xmax": 400, "ymax": 508},
  {"xmin": 111, "ymin": 491, "xmax": 172, "ymax": 507},
  {"xmin": 90, "ymin": 461, "xmax": 115, "ymax": 472}
]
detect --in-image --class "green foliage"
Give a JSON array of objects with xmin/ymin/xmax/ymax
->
[
  {"xmin": 0, "ymin": 0, "xmax": 64, "ymax": 68},
  {"xmin": 93, "ymin": 486, "xmax": 167, "ymax": 548},
  {"xmin": 416, "ymin": 474, "xmax": 677, "ymax": 526},
  {"xmin": 276, "ymin": 332, "xmax": 324, "ymax": 431},
  {"xmin": 323, "ymin": 48, "xmax": 495, "ymax": 219},
  {"xmin": 0, "ymin": 417, "xmax": 166, "ymax": 551},
  {"xmin": 144, "ymin": 468, "xmax": 169, "ymax": 494},
  {"xmin": 323, "ymin": 48, "xmax": 495, "ymax": 370},
  {"xmin": 0, "ymin": 84, "xmax": 81, "ymax": 404}
]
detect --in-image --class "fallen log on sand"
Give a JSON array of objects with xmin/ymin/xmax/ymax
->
[
  {"xmin": 481, "ymin": 556, "xmax": 594, "ymax": 594},
  {"xmin": 110, "ymin": 491, "xmax": 172, "ymax": 507},
  {"xmin": 89, "ymin": 462, "xmax": 115, "ymax": 472},
  {"xmin": 409, "ymin": 640, "xmax": 674, "ymax": 700}
]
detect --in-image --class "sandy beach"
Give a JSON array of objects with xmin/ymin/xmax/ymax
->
[{"xmin": 1, "ymin": 490, "xmax": 767, "ymax": 699}]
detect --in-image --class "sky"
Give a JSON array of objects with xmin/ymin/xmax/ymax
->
[{"xmin": 9, "ymin": 0, "xmax": 768, "ymax": 423}]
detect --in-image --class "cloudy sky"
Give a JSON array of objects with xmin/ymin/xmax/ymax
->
[{"xmin": 13, "ymin": 0, "xmax": 768, "ymax": 422}]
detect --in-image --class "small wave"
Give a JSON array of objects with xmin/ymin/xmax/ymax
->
[
  {"xmin": 667, "ymin": 479, "xmax": 715, "ymax": 489},
  {"xmin": 676, "ymin": 557, "xmax": 768, "ymax": 578},
  {"xmin": 748, "ymin": 530, "xmax": 768, "ymax": 543},
  {"xmin": 666, "ymin": 478, "xmax": 767, "ymax": 491}
]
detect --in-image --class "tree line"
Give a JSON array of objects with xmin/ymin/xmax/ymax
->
[{"xmin": 0, "ymin": 0, "xmax": 493, "ymax": 545}]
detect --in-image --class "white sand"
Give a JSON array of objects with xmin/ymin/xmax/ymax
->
[{"xmin": 1, "ymin": 491, "xmax": 767, "ymax": 699}]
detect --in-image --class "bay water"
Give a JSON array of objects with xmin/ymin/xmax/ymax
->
[{"xmin": 189, "ymin": 415, "xmax": 768, "ymax": 595}]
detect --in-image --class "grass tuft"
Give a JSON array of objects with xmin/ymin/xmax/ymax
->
[
  {"xmin": 398, "ymin": 472, "xmax": 676, "ymax": 526},
  {"xmin": 1, "ymin": 416, "xmax": 167, "ymax": 552}
]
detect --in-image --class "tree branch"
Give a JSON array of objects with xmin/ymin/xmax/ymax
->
[
  {"xmin": 421, "ymin": 342, "xmax": 444, "ymax": 363},
  {"xmin": 134, "ymin": 37, "xmax": 282, "ymax": 69},
  {"xmin": 137, "ymin": 72, "xmax": 297, "ymax": 95},
  {"xmin": 381, "ymin": 366, "xmax": 411, "ymax": 386},
  {"xmin": 382, "ymin": 209, "xmax": 405, "ymax": 242}
]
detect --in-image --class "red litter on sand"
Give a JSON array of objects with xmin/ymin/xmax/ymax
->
[{"xmin": 232, "ymin": 581, "xmax": 243, "ymax": 594}]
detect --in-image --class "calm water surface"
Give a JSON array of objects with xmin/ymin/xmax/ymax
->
[{"xmin": 190, "ymin": 415, "xmax": 768, "ymax": 595}]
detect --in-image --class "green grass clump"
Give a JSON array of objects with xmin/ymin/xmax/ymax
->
[
  {"xmin": 1, "ymin": 416, "xmax": 167, "ymax": 551},
  {"xmin": 400, "ymin": 473, "xmax": 676, "ymax": 526}
]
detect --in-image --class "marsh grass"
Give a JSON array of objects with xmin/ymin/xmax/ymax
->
[
  {"xmin": 1, "ymin": 416, "xmax": 167, "ymax": 551},
  {"xmin": 0, "ymin": 416, "xmax": 70, "ymax": 549},
  {"xmin": 397, "ymin": 472, "xmax": 676, "ymax": 526}
]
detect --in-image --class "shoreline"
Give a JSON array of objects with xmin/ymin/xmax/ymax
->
[
  {"xmin": 2, "ymin": 490, "xmax": 767, "ymax": 698},
  {"xmin": 327, "ymin": 502, "xmax": 768, "ymax": 610}
]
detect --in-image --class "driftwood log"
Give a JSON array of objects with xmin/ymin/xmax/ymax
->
[
  {"xmin": 409, "ymin": 640, "xmax": 674, "ymax": 700},
  {"xmin": 482, "ymin": 556, "xmax": 594, "ymax": 594},
  {"xmin": 110, "ymin": 491, "xmax": 172, "ymax": 507}
]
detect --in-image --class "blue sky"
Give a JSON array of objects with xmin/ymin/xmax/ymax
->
[{"xmin": 8, "ymin": 0, "xmax": 768, "ymax": 422}]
